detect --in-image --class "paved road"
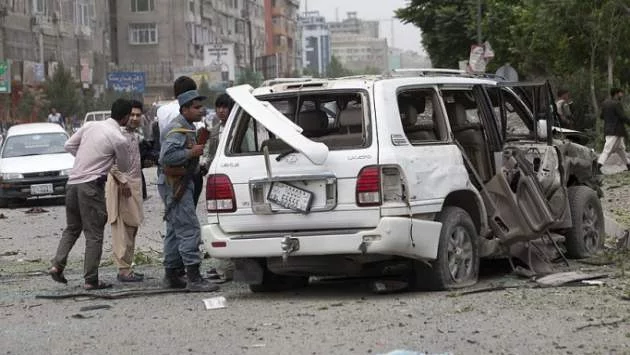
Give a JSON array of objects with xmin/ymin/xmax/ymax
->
[{"xmin": 1, "ymin": 169, "xmax": 629, "ymax": 355}]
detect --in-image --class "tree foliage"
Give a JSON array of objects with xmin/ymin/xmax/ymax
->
[
  {"xmin": 42, "ymin": 63, "xmax": 82, "ymax": 119},
  {"xmin": 327, "ymin": 56, "xmax": 353, "ymax": 78},
  {"xmin": 396, "ymin": 0, "xmax": 630, "ymax": 139}
]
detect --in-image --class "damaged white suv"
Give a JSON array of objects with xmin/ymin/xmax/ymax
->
[{"xmin": 202, "ymin": 73, "xmax": 603, "ymax": 292}]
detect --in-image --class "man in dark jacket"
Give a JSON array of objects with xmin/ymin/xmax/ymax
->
[{"xmin": 598, "ymin": 88, "xmax": 630, "ymax": 171}]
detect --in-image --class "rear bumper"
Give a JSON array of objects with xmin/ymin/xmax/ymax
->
[{"xmin": 202, "ymin": 217, "xmax": 443, "ymax": 260}]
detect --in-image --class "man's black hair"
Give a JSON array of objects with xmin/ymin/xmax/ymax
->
[
  {"xmin": 557, "ymin": 88, "xmax": 568, "ymax": 97},
  {"xmin": 173, "ymin": 76, "xmax": 197, "ymax": 97},
  {"xmin": 611, "ymin": 87, "xmax": 624, "ymax": 97},
  {"xmin": 215, "ymin": 93, "xmax": 234, "ymax": 109},
  {"xmin": 130, "ymin": 100, "xmax": 144, "ymax": 112},
  {"xmin": 111, "ymin": 99, "xmax": 132, "ymax": 122}
]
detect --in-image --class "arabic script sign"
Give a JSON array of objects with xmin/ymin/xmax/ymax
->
[{"xmin": 106, "ymin": 72, "xmax": 146, "ymax": 93}]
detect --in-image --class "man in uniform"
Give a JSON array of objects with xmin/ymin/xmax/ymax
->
[{"xmin": 159, "ymin": 89, "xmax": 219, "ymax": 292}]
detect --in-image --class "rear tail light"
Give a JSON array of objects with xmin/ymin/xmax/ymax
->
[
  {"xmin": 381, "ymin": 167, "xmax": 404, "ymax": 202},
  {"xmin": 356, "ymin": 166, "xmax": 381, "ymax": 206},
  {"xmin": 206, "ymin": 174, "xmax": 237, "ymax": 213}
]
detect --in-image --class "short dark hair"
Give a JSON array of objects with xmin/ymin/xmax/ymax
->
[
  {"xmin": 611, "ymin": 87, "xmax": 624, "ymax": 97},
  {"xmin": 215, "ymin": 93, "xmax": 234, "ymax": 109},
  {"xmin": 130, "ymin": 99, "xmax": 144, "ymax": 112},
  {"xmin": 111, "ymin": 99, "xmax": 132, "ymax": 121},
  {"xmin": 173, "ymin": 76, "xmax": 197, "ymax": 97},
  {"xmin": 557, "ymin": 88, "xmax": 568, "ymax": 97}
]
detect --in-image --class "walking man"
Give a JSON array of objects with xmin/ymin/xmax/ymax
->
[
  {"xmin": 556, "ymin": 89, "xmax": 573, "ymax": 127},
  {"xmin": 160, "ymin": 89, "xmax": 218, "ymax": 292},
  {"xmin": 48, "ymin": 99, "xmax": 131, "ymax": 290},
  {"xmin": 106, "ymin": 100, "xmax": 145, "ymax": 282},
  {"xmin": 598, "ymin": 88, "xmax": 630, "ymax": 172}
]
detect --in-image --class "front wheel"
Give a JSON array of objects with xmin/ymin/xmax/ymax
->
[
  {"xmin": 565, "ymin": 186, "xmax": 605, "ymax": 258},
  {"xmin": 412, "ymin": 206, "xmax": 480, "ymax": 291}
]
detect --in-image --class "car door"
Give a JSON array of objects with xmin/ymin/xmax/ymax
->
[{"xmin": 468, "ymin": 85, "xmax": 556, "ymax": 245}]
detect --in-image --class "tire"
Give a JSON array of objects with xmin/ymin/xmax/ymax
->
[
  {"xmin": 412, "ymin": 206, "xmax": 480, "ymax": 291},
  {"xmin": 249, "ymin": 263, "xmax": 309, "ymax": 293},
  {"xmin": 565, "ymin": 186, "xmax": 605, "ymax": 258}
]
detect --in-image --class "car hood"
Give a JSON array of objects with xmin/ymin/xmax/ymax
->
[
  {"xmin": 226, "ymin": 84, "xmax": 329, "ymax": 165},
  {"xmin": 0, "ymin": 153, "xmax": 74, "ymax": 174}
]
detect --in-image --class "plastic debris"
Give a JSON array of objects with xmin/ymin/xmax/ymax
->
[{"xmin": 203, "ymin": 296, "xmax": 227, "ymax": 310}]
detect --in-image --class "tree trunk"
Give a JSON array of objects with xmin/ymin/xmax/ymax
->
[
  {"xmin": 607, "ymin": 53, "xmax": 614, "ymax": 89},
  {"xmin": 590, "ymin": 45, "xmax": 599, "ymax": 116}
]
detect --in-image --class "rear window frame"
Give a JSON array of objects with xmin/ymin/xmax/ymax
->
[{"xmin": 224, "ymin": 89, "xmax": 373, "ymax": 158}]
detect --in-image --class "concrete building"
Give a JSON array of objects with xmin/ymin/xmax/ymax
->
[
  {"xmin": 262, "ymin": 0, "xmax": 299, "ymax": 77},
  {"xmin": 330, "ymin": 33, "xmax": 388, "ymax": 73},
  {"xmin": 328, "ymin": 11, "xmax": 378, "ymax": 38},
  {"xmin": 389, "ymin": 48, "xmax": 432, "ymax": 71},
  {"xmin": 298, "ymin": 11, "xmax": 329, "ymax": 76},
  {"xmin": 0, "ymin": 0, "xmax": 109, "ymax": 86},
  {"xmin": 110, "ymin": 0, "xmax": 266, "ymax": 100}
]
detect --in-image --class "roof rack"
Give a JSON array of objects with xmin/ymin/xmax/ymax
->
[
  {"xmin": 389, "ymin": 68, "xmax": 507, "ymax": 80},
  {"xmin": 259, "ymin": 77, "xmax": 315, "ymax": 87}
]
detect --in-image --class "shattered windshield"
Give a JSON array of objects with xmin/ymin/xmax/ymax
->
[{"xmin": 229, "ymin": 91, "xmax": 371, "ymax": 154}]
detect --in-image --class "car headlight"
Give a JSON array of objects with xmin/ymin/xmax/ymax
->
[
  {"xmin": 1, "ymin": 173, "xmax": 24, "ymax": 180},
  {"xmin": 59, "ymin": 169, "xmax": 72, "ymax": 176}
]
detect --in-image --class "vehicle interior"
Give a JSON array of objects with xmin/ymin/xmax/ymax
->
[
  {"xmin": 230, "ymin": 92, "xmax": 371, "ymax": 155},
  {"xmin": 396, "ymin": 89, "xmax": 445, "ymax": 143}
]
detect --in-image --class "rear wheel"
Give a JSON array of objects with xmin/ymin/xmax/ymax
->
[
  {"xmin": 249, "ymin": 263, "xmax": 309, "ymax": 293},
  {"xmin": 412, "ymin": 206, "xmax": 479, "ymax": 291},
  {"xmin": 565, "ymin": 186, "xmax": 604, "ymax": 258}
]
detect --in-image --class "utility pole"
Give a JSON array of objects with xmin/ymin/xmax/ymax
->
[{"xmin": 242, "ymin": 0, "xmax": 254, "ymax": 71}]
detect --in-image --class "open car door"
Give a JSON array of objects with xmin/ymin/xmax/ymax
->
[{"xmin": 468, "ymin": 85, "xmax": 556, "ymax": 245}]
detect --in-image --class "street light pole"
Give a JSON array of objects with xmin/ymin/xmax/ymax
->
[{"xmin": 244, "ymin": 0, "xmax": 254, "ymax": 71}]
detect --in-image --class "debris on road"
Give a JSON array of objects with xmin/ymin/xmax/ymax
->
[
  {"xmin": 203, "ymin": 296, "xmax": 227, "ymax": 310},
  {"xmin": 79, "ymin": 305, "xmax": 112, "ymax": 312},
  {"xmin": 0, "ymin": 213, "xmax": 7, "ymax": 219},
  {"xmin": 370, "ymin": 280, "xmax": 409, "ymax": 294},
  {"xmin": 70, "ymin": 314, "xmax": 93, "ymax": 319},
  {"xmin": 0, "ymin": 251, "xmax": 19, "ymax": 256},
  {"xmin": 24, "ymin": 207, "xmax": 48, "ymax": 214},
  {"xmin": 535, "ymin": 271, "xmax": 608, "ymax": 287},
  {"xmin": 574, "ymin": 316, "xmax": 630, "ymax": 331}
]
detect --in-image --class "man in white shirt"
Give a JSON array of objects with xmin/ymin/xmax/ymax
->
[
  {"xmin": 47, "ymin": 108, "xmax": 64, "ymax": 128},
  {"xmin": 49, "ymin": 99, "xmax": 131, "ymax": 290}
]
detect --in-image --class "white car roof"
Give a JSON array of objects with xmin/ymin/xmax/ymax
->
[
  {"xmin": 7, "ymin": 123, "xmax": 67, "ymax": 137},
  {"xmin": 251, "ymin": 76, "xmax": 498, "ymax": 95}
]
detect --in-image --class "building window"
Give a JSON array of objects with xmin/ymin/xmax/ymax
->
[
  {"xmin": 32, "ymin": 0, "xmax": 46, "ymax": 14},
  {"xmin": 131, "ymin": 0, "xmax": 154, "ymax": 12},
  {"xmin": 129, "ymin": 23, "xmax": 158, "ymax": 45},
  {"xmin": 76, "ymin": 0, "xmax": 94, "ymax": 27}
]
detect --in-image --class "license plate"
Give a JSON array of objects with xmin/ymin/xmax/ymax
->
[
  {"xmin": 267, "ymin": 182, "xmax": 313, "ymax": 213},
  {"xmin": 30, "ymin": 183, "xmax": 54, "ymax": 195}
]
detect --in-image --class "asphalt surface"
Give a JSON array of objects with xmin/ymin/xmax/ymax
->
[{"xmin": 1, "ymin": 168, "xmax": 629, "ymax": 355}]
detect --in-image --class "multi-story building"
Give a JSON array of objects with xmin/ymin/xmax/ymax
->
[
  {"xmin": 0, "ymin": 0, "xmax": 109, "ymax": 86},
  {"xmin": 110, "ymin": 0, "xmax": 266, "ymax": 100},
  {"xmin": 298, "ymin": 11, "xmax": 329, "ymax": 76},
  {"xmin": 328, "ymin": 11, "xmax": 378, "ymax": 38},
  {"xmin": 331, "ymin": 33, "xmax": 388, "ymax": 73},
  {"xmin": 262, "ymin": 0, "xmax": 299, "ymax": 77}
]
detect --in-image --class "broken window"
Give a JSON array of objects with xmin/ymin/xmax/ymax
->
[
  {"xmin": 229, "ymin": 91, "xmax": 371, "ymax": 155},
  {"xmin": 397, "ymin": 89, "xmax": 445, "ymax": 143}
]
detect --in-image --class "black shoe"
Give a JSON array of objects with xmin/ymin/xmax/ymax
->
[
  {"xmin": 186, "ymin": 264, "xmax": 220, "ymax": 292},
  {"xmin": 163, "ymin": 268, "xmax": 187, "ymax": 289},
  {"xmin": 117, "ymin": 272, "xmax": 144, "ymax": 283}
]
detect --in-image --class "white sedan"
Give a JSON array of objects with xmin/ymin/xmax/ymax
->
[{"xmin": 0, "ymin": 123, "xmax": 74, "ymax": 207}]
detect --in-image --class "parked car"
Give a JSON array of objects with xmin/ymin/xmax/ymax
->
[
  {"xmin": 82, "ymin": 110, "xmax": 110, "ymax": 126},
  {"xmin": 0, "ymin": 123, "xmax": 74, "ymax": 207},
  {"xmin": 202, "ymin": 73, "xmax": 603, "ymax": 292}
]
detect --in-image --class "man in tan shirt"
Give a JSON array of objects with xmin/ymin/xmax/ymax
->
[{"xmin": 106, "ymin": 100, "xmax": 146, "ymax": 282}]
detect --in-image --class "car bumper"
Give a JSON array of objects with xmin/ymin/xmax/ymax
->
[
  {"xmin": 202, "ymin": 217, "xmax": 443, "ymax": 260},
  {"xmin": 0, "ymin": 177, "xmax": 68, "ymax": 199}
]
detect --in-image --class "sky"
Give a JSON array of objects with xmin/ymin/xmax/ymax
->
[{"xmin": 300, "ymin": 0, "xmax": 424, "ymax": 54}]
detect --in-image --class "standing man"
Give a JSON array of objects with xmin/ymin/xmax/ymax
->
[
  {"xmin": 598, "ymin": 88, "xmax": 630, "ymax": 172},
  {"xmin": 48, "ymin": 108, "xmax": 64, "ymax": 128},
  {"xmin": 48, "ymin": 99, "xmax": 131, "ymax": 290},
  {"xmin": 106, "ymin": 100, "xmax": 145, "ymax": 282},
  {"xmin": 160, "ymin": 89, "xmax": 218, "ymax": 292},
  {"xmin": 556, "ymin": 89, "xmax": 573, "ymax": 127},
  {"xmin": 202, "ymin": 93, "xmax": 235, "ymax": 283}
]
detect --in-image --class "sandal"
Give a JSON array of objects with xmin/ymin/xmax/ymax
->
[
  {"xmin": 48, "ymin": 266, "xmax": 68, "ymax": 284},
  {"xmin": 83, "ymin": 281, "xmax": 113, "ymax": 290},
  {"xmin": 117, "ymin": 272, "xmax": 144, "ymax": 282}
]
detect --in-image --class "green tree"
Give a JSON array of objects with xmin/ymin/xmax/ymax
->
[
  {"xmin": 43, "ymin": 63, "xmax": 82, "ymax": 120},
  {"xmin": 237, "ymin": 68, "xmax": 263, "ymax": 87},
  {"xmin": 327, "ymin": 56, "xmax": 352, "ymax": 78}
]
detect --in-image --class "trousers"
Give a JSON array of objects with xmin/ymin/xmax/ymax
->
[
  {"xmin": 111, "ymin": 220, "xmax": 138, "ymax": 271},
  {"xmin": 161, "ymin": 176, "xmax": 202, "ymax": 268},
  {"xmin": 598, "ymin": 135, "xmax": 629, "ymax": 165},
  {"xmin": 52, "ymin": 180, "xmax": 108, "ymax": 283}
]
